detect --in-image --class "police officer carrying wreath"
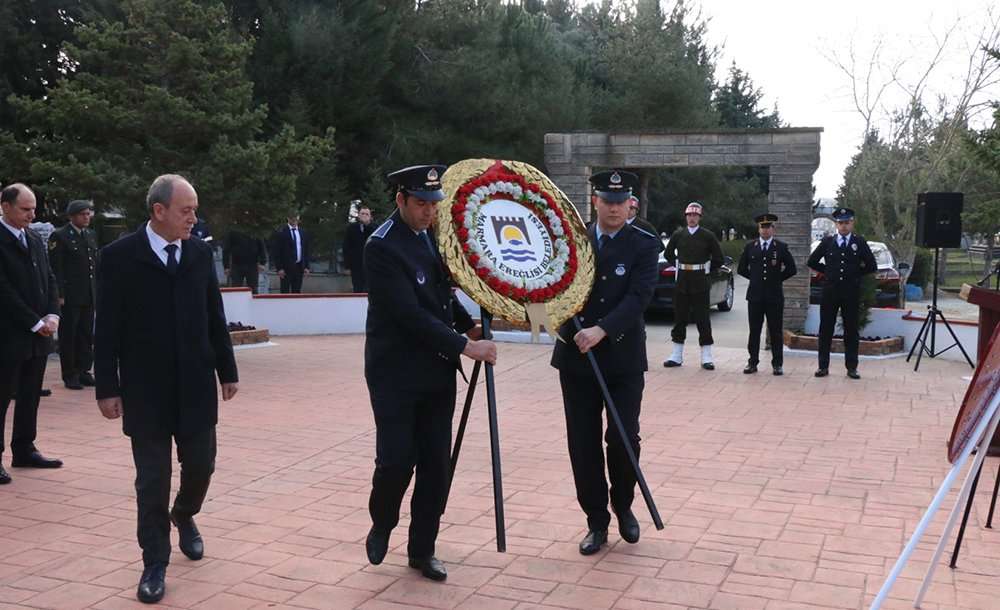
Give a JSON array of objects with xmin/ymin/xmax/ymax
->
[
  {"xmin": 807, "ymin": 207, "xmax": 876, "ymax": 379},
  {"xmin": 737, "ymin": 213, "xmax": 797, "ymax": 375},
  {"xmin": 363, "ymin": 164, "xmax": 497, "ymax": 582},
  {"xmin": 663, "ymin": 202, "xmax": 723, "ymax": 370},
  {"xmin": 49, "ymin": 200, "xmax": 98, "ymax": 390},
  {"xmin": 552, "ymin": 169, "xmax": 659, "ymax": 555}
]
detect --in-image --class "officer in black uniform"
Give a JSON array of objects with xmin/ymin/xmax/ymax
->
[
  {"xmin": 551, "ymin": 169, "xmax": 659, "ymax": 555},
  {"xmin": 222, "ymin": 227, "xmax": 267, "ymax": 293},
  {"xmin": 737, "ymin": 213, "xmax": 797, "ymax": 375},
  {"xmin": 807, "ymin": 207, "xmax": 876, "ymax": 379},
  {"xmin": 363, "ymin": 164, "xmax": 497, "ymax": 582},
  {"xmin": 49, "ymin": 200, "xmax": 98, "ymax": 390}
]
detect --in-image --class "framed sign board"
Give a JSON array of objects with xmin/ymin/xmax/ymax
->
[{"xmin": 948, "ymin": 323, "xmax": 1000, "ymax": 463}]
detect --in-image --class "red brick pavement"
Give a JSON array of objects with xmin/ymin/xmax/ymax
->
[{"xmin": 1, "ymin": 336, "xmax": 998, "ymax": 609}]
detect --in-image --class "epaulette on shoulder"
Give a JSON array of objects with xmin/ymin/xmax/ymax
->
[
  {"xmin": 371, "ymin": 219, "xmax": 393, "ymax": 239},
  {"xmin": 628, "ymin": 224, "xmax": 657, "ymax": 239}
]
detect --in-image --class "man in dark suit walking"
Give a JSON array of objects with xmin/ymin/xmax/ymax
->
[
  {"xmin": 270, "ymin": 214, "xmax": 310, "ymax": 293},
  {"xmin": 551, "ymin": 170, "xmax": 659, "ymax": 555},
  {"xmin": 363, "ymin": 165, "xmax": 497, "ymax": 582},
  {"xmin": 49, "ymin": 200, "xmax": 99, "ymax": 389},
  {"xmin": 342, "ymin": 203, "xmax": 375, "ymax": 292},
  {"xmin": 95, "ymin": 174, "xmax": 239, "ymax": 604},
  {"xmin": 0, "ymin": 183, "xmax": 64, "ymax": 485},
  {"xmin": 737, "ymin": 213, "xmax": 797, "ymax": 375}
]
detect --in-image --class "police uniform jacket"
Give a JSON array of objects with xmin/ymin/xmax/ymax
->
[
  {"xmin": 49, "ymin": 223, "xmax": 98, "ymax": 306},
  {"xmin": 807, "ymin": 234, "xmax": 877, "ymax": 292},
  {"xmin": 0, "ymin": 226, "xmax": 59, "ymax": 362},
  {"xmin": 94, "ymin": 226, "xmax": 238, "ymax": 438},
  {"xmin": 737, "ymin": 238, "xmax": 797, "ymax": 303},
  {"xmin": 222, "ymin": 230, "xmax": 267, "ymax": 268},
  {"xmin": 664, "ymin": 227, "xmax": 724, "ymax": 294},
  {"xmin": 551, "ymin": 223, "xmax": 659, "ymax": 379},
  {"xmin": 363, "ymin": 210, "xmax": 474, "ymax": 392}
]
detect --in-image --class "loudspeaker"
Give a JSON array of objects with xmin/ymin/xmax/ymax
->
[{"xmin": 916, "ymin": 192, "xmax": 963, "ymax": 248}]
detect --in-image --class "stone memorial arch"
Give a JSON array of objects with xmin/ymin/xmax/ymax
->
[{"xmin": 543, "ymin": 127, "xmax": 822, "ymax": 329}]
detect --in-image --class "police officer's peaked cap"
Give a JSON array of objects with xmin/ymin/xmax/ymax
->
[
  {"xmin": 65, "ymin": 200, "xmax": 93, "ymax": 216},
  {"xmin": 387, "ymin": 165, "xmax": 448, "ymax": 202},
  {"xmin": 754, "ymin": 213, "xmax": 778, "ymax": 226},
  {"xmin": 832, "ymin": 207, "xmax": 855, "ymax": 221},
  {"xmin": 590, "ymin": 169, "xmax": 637, "ymax": 203}
]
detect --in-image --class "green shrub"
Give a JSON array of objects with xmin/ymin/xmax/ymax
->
[
  {"xmin": 721, "ymin": 238, "xmax": 747, "ymax": 263},
  {"xmin": 908, "ymin": 249, "xmax": 933, "ymax": 288}
]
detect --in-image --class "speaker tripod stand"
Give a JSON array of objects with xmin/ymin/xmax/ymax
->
[{"xmin": 906, "ymin": 247, "xmax": 975, "ymax": 371}]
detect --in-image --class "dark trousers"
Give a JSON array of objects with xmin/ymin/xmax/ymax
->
[
  {"xmin": 818, "ymin": 287, "xmax": 860, "ymax": 370},
  {"xmin": 350, "ymin": 267, "xmax": 367, "ymax": 293},
  {"xmin": 279, "ymin": 264, "xmax": 304, "ymax": 293},
  {"xmin": 559, "ymin": 370, "xmax": 643, "ymax": 531},
  {"xmin": 130, "ymin": 427, "xmax": 216, "ymax": 567},
  {"xmin": 58, "ymin": 303, "xmax": 94, "ymax": 380},
  {"xmin": 0, "ymin": 354, "xmax": 47, "ymax": 457},
  {"xmin": 747, "ymin": 300, "xmax": 784, "ymax": 367},
  {"xmin": 671, "ymin": 290, "xmax": 713, "ymax": 345},
  {"xmin": 367, "ymin": 382, "xmax": 455, "ymax": 558},
  {"xmin": 229, "ymin": 264, "xmax": 259, "ymax": 294}
]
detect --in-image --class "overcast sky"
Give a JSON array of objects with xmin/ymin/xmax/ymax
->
[{"xmin": 687, "ymin": 0, "xmax": 999, "ymax": 199}]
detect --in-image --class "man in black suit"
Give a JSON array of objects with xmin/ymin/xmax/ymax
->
[
  {"xmin": 0, "ymin": 183, "xmax": 64, "ymax": 485},
  {"xmin": 807, "ymin": 207, "xmax": 877, "ymax": 379},
  {"xmin": 342, "ymin": 203, "xmax": 375, "ymax": 292},
  {"xmin": 551, "ymin": 170, "xmax": 659, "ymax": 555},
  {"xmin": 95, "ymin": 174, "xmax": 239, "ymax": 604},
  {"xmin": 223, "ymin": 226, "xmax": 267, "ymax": 294},
  {"xmin": 49, "ymin": 200, "xmax": 99, "ymax": 389},
  {"xmin": 737, "ymin": 213, "xmax": 797, "ymax": 375},
  {"xmin": 363, "ymin": 165, "xmax": 497, "ymax": 582},
  {"xmin": 270, "ymin": 214, "xmax": 310, "ymax": 293}
]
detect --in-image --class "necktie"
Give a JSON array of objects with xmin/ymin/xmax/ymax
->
[
  {"xmin": 18, "ymin": 231, "xmax": 28, "ymax": 252},
  {"xmin": 839, "ymin": 237, "xmax": 847, "ymax": 249},
  {"xmin": 420, "ymin": 231, "xmax": 437, "ymax": 259},
  {"xmin": 164, "ymin": 244, "xmax": 179, "ymax": 275},
  {"xmin": 762, "ymin": 241, "xmax": 768, "ymax": 253},
  {"xmin": 598, "ymin": 234, "xmax": 610, "ymax": 251}
]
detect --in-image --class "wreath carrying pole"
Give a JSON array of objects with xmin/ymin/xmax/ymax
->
[{"xmin": 481, "ymin": 310, "xmax": 507, "ymax": 552}]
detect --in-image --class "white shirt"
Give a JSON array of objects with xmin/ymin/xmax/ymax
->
[
  {"xmin": 2, "ymin": 218, "xmax": 58, "ymax": 332},
  {"xmin": 759, "ymin": 238, "xmax": 772, "ymax": 251},
  {"xmin": 838, "ymin": 233, "xmax": 853, "ymax": 248},
  {"xmin": 146, "ymin": 222, "xmax": 182, "ymax": 266},
  {"xmin": 595, "ymin": 225, "xmax": 622, "ymax": 244},
  {"xmin": 289, "ymin": 224, "xmax": 302, "ymax": 263},
  {"xmin": 687, "ymin": 225, "xmax": 699, "ymax": 235}
]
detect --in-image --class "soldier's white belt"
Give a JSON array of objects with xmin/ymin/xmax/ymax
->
[{"xmin": 678, "ymin": 262, "xmax": 710, "ymax": 274}]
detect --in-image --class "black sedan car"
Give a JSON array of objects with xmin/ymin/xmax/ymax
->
[{"xmin": 646, "ymin": 249, "xmax": 735, "ymax": 313}]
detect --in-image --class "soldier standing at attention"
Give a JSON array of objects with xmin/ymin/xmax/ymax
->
[
  {"xmin": 807, "ymin": 207, "xmax": 876, "ymax": 379},
  {"xmin": 737, "ymin": 213, "xmax": 796, "ymax": 375},
  {"xmin": 552, "ymin": 169, "xmax": 659, "ymax": 555},
  {"xmin": 49, "ymin": 200, "xmax": 98, "ymax": 390},
  {"xmin": 363, "ymin": 164, "xmax": 497, "ymax": 582},
  {"xmin": 663, "ymin": 202, "xmax": 723, "ymax": 370}
]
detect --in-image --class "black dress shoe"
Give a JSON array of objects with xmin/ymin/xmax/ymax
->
[
  {"xmin": 772, "ymin": 366, "xmax": 783, "ymax": 376},
  {"xmin": 408, "ymin": 556, "xmax": 447, "ymax": 581},
  {"xmin": 39, "ymin": 388, "xmax": 52, "ymax": 397},
  {"xmin": 701, "ymin": 362, "xmax": 715, "ymax": 370},
  {"xmin": 365, "ymin": 527, "xmax": 389, "ymax": 565},
  {"xmin": 11, "ymin": 451, "xmax": 63, "ymax": 468},
  {"xmin": 79, "ymin": 372, "xmax": 96, "ymax": 386},
  {"xmin": 0, "ymin": 464, "xmax": 10, "ymax": 484},
  {"xmin": 137, "ymin": 563, "xmax": 166, "ymax": 604},
  {"xmin": 663, "ymin": 360, "xmax": 682, "ymax": 368},
  {"xmin": 64, "ymin": 377, "xmax": 84, "ymax": 390},
  {"xmin": 814, "ymin": 368, "xmax": 828, "ymax": 378},
  {"xmin": 579, "ymin": 529, "xmax": 608, "ymax": 555},
  {"xmin": 170, "ymin": 509, "xmax": 204, "ymax": 560},
  {"xmin": 743, "ymin": 364, "xmax": 758, "ymax": 374},
  {"xmin": 615, "ymin": 509, "xmax": 640, "ymax": 544},
  {"xmin": 847, "ymin": 369, "xmax": 861, "ymax": 379}
]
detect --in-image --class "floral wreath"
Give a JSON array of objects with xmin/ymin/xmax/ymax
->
[{"xmin": 449, "ymin": 163, "xmax": 579, "ymax": 303}]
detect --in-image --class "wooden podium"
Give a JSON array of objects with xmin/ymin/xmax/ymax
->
[{"xmin": 961, "ymin": 283, "xmax": 1000, "ymax": 452}]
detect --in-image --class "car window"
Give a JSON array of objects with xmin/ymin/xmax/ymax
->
[{"xmin": 871, "ymin": 245, "xmax": 894, "ymax": 268}]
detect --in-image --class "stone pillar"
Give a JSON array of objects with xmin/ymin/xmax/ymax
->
[{"xmin": 769, "ymin": 164, "xmax": 819, "ymax": 331}]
